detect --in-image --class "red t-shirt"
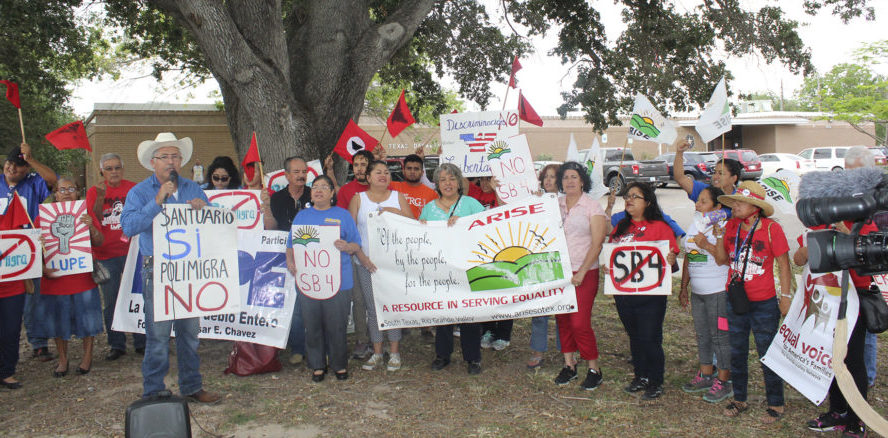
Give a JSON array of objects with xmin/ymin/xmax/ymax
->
[
  {"xmin": 797, "ymin": 221, "xmax": 878, "ymax": 289},
  {"xmin": 41, "ymin": 272, "xmax": 96, "ymax": 296},
  {"xmin": 723, "ymin": 217, "xmax": 789, "ymax": 301},
  {"xmin": 336, "ymin": 180, "xmax": 369, "ymax": 210},
  {"xmin": 609, "ymin": 219, "xmax": 679, "ymax": 254},
  {"xmin": 86, "ymin": 180, "xmax": 137, "ymax": 260},
  {"xmin": 0, "ymin": 280, "xmax": 25, "ymax": 299},
  {"xmin": 468, "ymin": 183, "xmax": 497, "ymax": 209}
]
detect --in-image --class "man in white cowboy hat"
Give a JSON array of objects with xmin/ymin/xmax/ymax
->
[{"xmin": 120, "ymin": 132, "xmax": 221, "ymax": 404}]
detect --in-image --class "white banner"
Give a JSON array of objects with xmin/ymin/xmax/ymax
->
[
  {"xmin": 584, "ymin": 138, "xmax": 609, "ymax": 199},
  {"xmin": 761, "ymin": 268, "xmax": 859, "ymax": 405},
  {"xmin": 759, "ymin": 170, "xmax": 801, "ymax": 215},
  {"xmin": 368, "ymin": 194, "xmax": 576, "ymax": 329},
  {"xmin": 439, "ymin": 110, "xmax": 520, "ymax": 177},
  {"xmin": 152, "ymin": 206, "xmax": 240, "ymax": 321},
  {"xmin": 291, "ymin": 224, "xmax": 341, "ymax": 300},
  {"xmin": 489, "ymin": 135, "xmax": 539, "ymax": 204},
  {"xmin": 695, "ymin": 77, "xmax": 732, "ymax": 143},
  {"xmin": 205, "ymin": 190, "xmax": 265, "ymax": 230},
  {"xmin": 600, "ymin": 241, "xmax": 672, "ymax": 295},
  {"xmin": 112, "ymin": 231, "xmax": 296, "ymax": 348},
  {"xmin": 39, "ymin": 200, "xmax": 93, "ymax": 277},
  {"xmin": 0, "ymin": 229, "xmax": 43, "ymax": 282},
  {"xmin": 628, "ymin": 93, "xmax": 677, "ymax": 145}
]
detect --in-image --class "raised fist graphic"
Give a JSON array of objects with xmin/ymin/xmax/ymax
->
[{"xmin": 51, "ymin": 214, "xmax": 77, "ymax": 254}]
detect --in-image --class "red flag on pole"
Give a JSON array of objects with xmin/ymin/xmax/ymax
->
[
  {"xmin": 242, "ymin": 132, "xmax": 261, "ymax": 182},
  {"xmin": 45, "ymin": 120, "xmax": 91, "ymax": 151},
  {"xmin": 518, "ymin": 90, "xmax": 543, "ymax": 127},
  {"xmin": 0, "ymin": 80, "xmax": 20, "ymax": 109},
  {"xmin": 333, "ymin": 120, "xmax": 378, "ymax": 163},
  {"xmin": 386, "ymin": 89, "xmax": 416, "ymax": 138},
  {"xmin": 0, "ymin": 192, "xmax": 32, "ymax": 230},
  {"xmin": 508, "ymin": 56, "xmax": 522, "ymax": 89}
]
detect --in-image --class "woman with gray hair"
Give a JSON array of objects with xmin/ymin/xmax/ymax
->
[{"xmin": 419, "ymin": 163, "xmax": 486, "ymax": 374}]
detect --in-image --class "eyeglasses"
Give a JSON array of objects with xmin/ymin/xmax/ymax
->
[
  {"xmin": 57, "ymin": 187, "xmax": 78, "ymax": 194},
  {"xmin": 623, "ymin": 194, "xmax": 645, "ymax": 201},
  {"xmin": 102, "ymin": 166, "xmax": 122, "ymax": 172},
  {"xmin": 212, "ymin": 175, "xmax": 230, "ymax": 182},
  {"xmin": 153, "ymin": 154, "xmax": 183, "ymax": 162}
]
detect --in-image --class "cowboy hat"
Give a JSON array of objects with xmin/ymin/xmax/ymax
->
[
  {"xmin": 717, "ymin": 180, "xmax": 775, "ymax": 217},
  {"xmin": 136, "ymin": 132, "xmax": 193, "ymax": 171}
]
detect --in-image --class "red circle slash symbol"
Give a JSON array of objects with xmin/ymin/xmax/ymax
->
[
  {"xmin": 608, "ymin": 245, "xmax": 666, "ymax": 293},
  {"xmin": 0, "ymin": 233, "xmax": 37, "ymax": 279}
]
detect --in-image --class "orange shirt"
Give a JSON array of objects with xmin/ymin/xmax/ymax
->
[{"xmin": 391, "ymin": 181, "xmax": 438, "ymax": 219}]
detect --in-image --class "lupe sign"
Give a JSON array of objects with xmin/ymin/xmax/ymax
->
[{"xmin": 39, "ymin": 200, "xmax": 93, "ymax": 277}]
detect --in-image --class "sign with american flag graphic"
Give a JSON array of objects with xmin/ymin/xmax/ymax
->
[{"xmin": 440, "ymin": 111, "xmax": 519, "ymax": 177}]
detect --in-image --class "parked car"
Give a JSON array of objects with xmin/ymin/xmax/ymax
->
[
  {"xmin": 710, "ymin": 149, "xmax": 762, "ymax": 180},
  {"xmin": 757, "ymin": 153, "xmax": 815, "ymax": 176},
  {"xmin": 533, "ymin": 160, "xmax": 563, "ymax": 174},
  {"xmin": 868, "ymin": 146, "xmax": 888, "ymax": 166},
  {"xmin": 654, "ymin": 152, "xmax": 717, "ymax": 186},
  {"xmin": 577, "ymin": 148, "xmax": 670, "ymax": 195},
  {"xmin": 797, "ymin": 146, "xmax": 852, "ymax": 171}
]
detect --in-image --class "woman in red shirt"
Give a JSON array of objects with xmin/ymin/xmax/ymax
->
[{"xmin": 608, "ymin": 182, "xmax": 678, "ymax": 401}]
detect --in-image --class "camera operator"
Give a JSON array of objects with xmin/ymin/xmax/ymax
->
[{"xmin": 796, "ymin": 146, "xmax": 877, "ymax": 436}]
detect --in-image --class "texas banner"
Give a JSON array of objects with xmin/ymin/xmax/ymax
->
[
  {"xmin": 0, "ymin": 229, "xmax": 43, "ymax": 281},
  {"xmin": 368, "ymin": 194, "xmax": 576, "ymax": 329},
  {"xmin": 439, "ymin": 110, "xmax": 519, "ymax": 177},
  {"xmin": 761, "ymin": 267, "xmax": 859, "ymax": 405},
  {"xmin": 488, "ymin": 134, "xmax": 539, "ymax": 204},
  {"xmin": 39, "ymin": 200, "xmax": 93, "ymax": 277},
  {"xmin": 112, "ymin": 231, "xmax": 296, "ymax": 348}
]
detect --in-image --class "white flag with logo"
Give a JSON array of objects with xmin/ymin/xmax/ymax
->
[
  {"xmin": 695, "ymin": 78, "xmax": 732, "ymax": 143},
  {"xmin": 585, "ymin": 138, "xmax": 609, "ymax": 199},
  {"xmin": 628, "ymin": 94, "xmax": 677, "ymax": 145}
]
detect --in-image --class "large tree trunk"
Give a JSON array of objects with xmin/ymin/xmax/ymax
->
[{"xmin": 149, "ymin": 0, "xmax": 433, "ymax": 173}]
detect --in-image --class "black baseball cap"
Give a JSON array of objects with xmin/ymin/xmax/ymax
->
[{"xmin": 5, "ymin": 146, "xmax": 27, "ymax": 166}]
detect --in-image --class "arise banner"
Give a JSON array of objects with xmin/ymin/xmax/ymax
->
[
  {"xmin": 39, "ymin": 200, "xmax": 93, "ymax": 277},
  {"xmin": 205, "ymin": 190, "xmax": 265, "ymax": 230},
  {"xmin": 291, "ymin": 224, "xmax": 341, "ymax": 300},
  {"xmin": 488, "ymin": 134, "xmax": 539, "ymax": 203},
  {"xmin": 368, "ymin": 194, "xmax": 576, "ymax": 329},
  {"xmin": 761, "ymin": 268, "xmax": 859, "ymax": 405},
  {"xmin": 0, "ymin": 229, "xmax": 43, "ymax": 282},
  {"xmin": 599, "ymin": 241, "xmax": 672, "ymax": 295},
  {"xmin": 439, "ymin": 110, "xmax": 519, "ymax": 177},
  {"xmin": 152, "ymin": 205, "xmax": 240, "ymax": 321}
]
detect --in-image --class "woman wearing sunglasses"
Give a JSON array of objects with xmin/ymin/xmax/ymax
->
[{"xmin": 202, "ymin": 156, "xmax": 242, "ymax": 190}]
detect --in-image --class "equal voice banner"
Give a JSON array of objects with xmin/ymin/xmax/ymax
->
[{"xmin": 368, "ymin": 194, "xmax": 577, "ymax": 329}]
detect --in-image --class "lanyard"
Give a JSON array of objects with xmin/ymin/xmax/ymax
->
[{"xmin": 733, "ymin": 216, "xmax": 761, "ymax": 261}]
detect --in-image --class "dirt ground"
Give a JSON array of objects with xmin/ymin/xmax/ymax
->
[{"xmin": 2, "ymin": 284, "xmax": 886, "ymax": 438}]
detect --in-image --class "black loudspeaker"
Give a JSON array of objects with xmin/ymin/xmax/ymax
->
[{"xmin": 125, "ymin": 390, "xmax": 192, "ymax": 438}]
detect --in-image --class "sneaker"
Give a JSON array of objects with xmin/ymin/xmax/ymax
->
[
  {"xmin": 842, "ymin": 421, "xmax": 868, "ymax": 438},
  {"xmin": 467, "ymin": 361, "xmax": 482, "ymax": 375},
  {"xmin": 430, "ymin": 356, "xmax": 450, "ymax": 370},
  {"xmin": 641, "ymin": 384, "xmax": 663, "ymax": 400},
  {"xmin": 387, "ymin": 353, "xmax": 402, "ymax": 371},
  {"xmin": 807, "ymin": 411, "xmax": 849, "ymax": 432},
  {"xmin": 681, "ymin": 372, "xmax": 713, "ymax": 393},
  {"xmin": 624, "ymin": 376, "xmax": 649, "ymax": 393},
  {"xmin": 480, "ymin": 331, "xmax": 494, "ymax": 349},
  {"xmin": 362, "ymin": 353, "xmax": 384, "ymax": 370},
  {"xmin": 580, "ymin": 369, "xmax": 603, "ymax": 391},
  {"xmin": 491, "ymin": 339, "xmax": 510, "ymax": 351},
  {"xmin": 554, "ymin": 366, "xmax": 578, "ymax": 385},
  {"xmin": 702, "ymin": 378, "xmax": 733, "ymax": 403}
]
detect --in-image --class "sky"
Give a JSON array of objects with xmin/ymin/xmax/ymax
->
[{"xmin": 70, "ymin": 1, "xmax": 888, "ymax": 118}]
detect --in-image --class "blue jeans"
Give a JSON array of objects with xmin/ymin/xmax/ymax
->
[
  {"xmin": 23, "ymin": 279, "xmax": 47, "ymax": 350},
  {"xmin": 288, "ymin": 293, "xmax": 305, "ymax": 355},
  {"xmin": 865, "ymin": 331, "xmax": 877, "ymax": 386},
  {"xmin": 529, "ymin": 316, "xmax": 561, "ymax": 353},
  {"xmin": 100, "ymin": 256, "xmax": 145, "ymax": 351},
  {"xmin": 141, "ymin": 264, "xmax": 202, "ymax": 397},
  {"xmin": 727, "ymin": 297, "xmax": 784, "ymax": 406}
]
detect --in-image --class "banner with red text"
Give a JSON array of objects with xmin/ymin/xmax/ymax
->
[
  {"xmin": 488, "ymin": 134, "xmax": 539, "ymax": 203},
  {"xmin": 0, "ymin": 229, "xmax": 43, "ymax": 282},
  {"xmin": 205, "ymin": 190, "xmax": 265, "ymax": 230},
  {"xmin": 600, "ymin": 241, "xmax": 672, "ymax": 295},
  {"xmin": 368, "ymin": 194, "xmax": 576, "ymax": 329},
  {"xmin": 761, "ymin": 268, "xmax": 859, "ymax": 405},
  {"xmin": 40, "ymin": 200, "xmax": 93, "ymax": 277},
  {"xmin": 439, "ymin": 110, "xmax": 519, "ymax": 177}
]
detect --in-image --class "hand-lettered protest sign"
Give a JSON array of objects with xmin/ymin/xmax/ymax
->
[
  {"xmin": 205, "ymin": 190, "xmax": 265, "ymax": 230},
  {"xmin": 368, "ymin": 194, "xmax": 576, "ymax": 329},
  {"xmin": 152, "ymin": 205, "xmax": 240, "ymax": 321},
  {"xmin": 762, "ymin": 267, "xmax": 859, "ymax": 404},
  {"xmin": 600, "ymin": 241, "xmax": 671, "ymax": 295},
  {"xmin": 488, "ymin": 134, "xmax": 539, "ymax": 204},
  {"xmin": 0, "ymin": 229, "xmax": 42, "ymax": 281},
  {"xmin": 439, "ymin": 110, "xmax": 519, "ymax": 177},
  {"xmin": 114, "ymin": 232, "xmax": 295, "ymax": 348},
  {"xmin": 40, "ymin": 200, "xmax": 93, "ymax": 277},
  {"xmin": 291, "ymin": 225, "xmax": 341, "ymax": 300}
]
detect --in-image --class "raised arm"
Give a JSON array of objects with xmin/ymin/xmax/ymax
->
[{"xmin": 673, "ymin": 141, "xmax": 694, "ymax": 195}]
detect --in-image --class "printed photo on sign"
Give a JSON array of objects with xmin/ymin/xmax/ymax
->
[
  {"xmin": 291, "ymin": 225, "xmax": 341, "ymax": 300},
  {"xmin": 600, "ymin": 241, "xmax": 671, "ymax": 295},
  {"xmin": 206, "ymin": 190, "xmax": 265, "ymax": 230},
  {"xmin": 39, "ymin": 200, "xmax": 93, "ymax": 277},
  {"xmin": 439, "ymin": 110, "xmax": 519, "ymax": 177},
  {"xmin": 0, "ymin": 229, "xmax": 43, "ymax": 282},
  {"xmin": 488, "ymin": 134, "xmax": 539, "ymax": 204}
]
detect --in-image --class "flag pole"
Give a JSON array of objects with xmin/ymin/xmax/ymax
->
[
  {"xmin": 254, "ymin": 133, "xmax": 265, "ymax": 189},
  {"xmin": 501, "ymin": 86, "xmax": 511, "ymax": 111},
  {"xmin": 721, "ymin": 133, "xmax": 725, "ymax": 154},
  {"xmin": 17, "ymin": 108, "xmax": 25, "ymax": 143}
]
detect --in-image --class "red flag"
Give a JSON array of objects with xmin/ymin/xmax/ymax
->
[
  {"xmin": 508, "ymin": 56, "xmax": 522, "ymax": 89},
  {"xmin": 333, "ymin": 120, "xmax": 378, "ymax": 163},
  {"xmin": 45, "ymin": 120, "xmax": 91, "ymax": 151},
  {"xmin": 386, "ymin": 89, "xmax": 415, "ymax": 138},
  {"xmin": 242, "ymin": 132, "xmax": 261, "ymax": 182},
  {"xmin": 518, "ymin": 91, "xmax": 543, "ymax": 127},
  {"xmin": 0, "ymin": 80, "xmax": 20, "ymax": 109},
  {"xmin": 0, "ymin": 192, "xmax": 32, "ymax": 230}
]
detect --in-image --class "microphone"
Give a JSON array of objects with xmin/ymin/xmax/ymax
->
[
  {"xmin": 798, "ymin": 167, "xmax": 884, "ymax": 199},
  {"xmin": 164, "ymin": 170, "xmax": 179, "ymax": 203}
]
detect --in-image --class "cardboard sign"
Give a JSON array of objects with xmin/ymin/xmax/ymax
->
[
  {"xmin": 152, "ymin": 205, "xmax": 240, "ymax": 321},
  {"xmin": 488, "ymin": 134, "xmax": 539, "ymax": 203},
  {"xmin": 39, "ymin": 200, "xmax": 93, "ymax": 277},
  {"xmin": 439, "ymin": 110, "xmax": 519, "ymax": 177},
  {"xmin": 291, "ymin": 225, "xmax": 341, "ymax": 300},
  {"xmin": 600, "ymin": 241, "xmax": 671, "ymax": 295},
  {"xmin": 205, "ymin": 190, "xmax": 265, "ymax": 230},
  {"xmin": 0, "ymin": 229, "xmax": 43, "ymax": 281}
]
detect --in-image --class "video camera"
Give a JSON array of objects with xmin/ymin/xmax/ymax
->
[{"xmin": 796, "ymin": 167, "xmax": 888, "ymax": 275}]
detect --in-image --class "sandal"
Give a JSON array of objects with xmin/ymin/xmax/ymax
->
[
  {"xmin": 762, "ymin": 407, "xmax": 784, "ymax": 424},
  {"xmin": 723, "ymin": 401, "xmax": 748, "ymax": 417}
]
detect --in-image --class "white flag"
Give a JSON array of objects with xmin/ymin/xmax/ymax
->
[
  {"xmin": 565, "ymin": 133, "xmax": 580, "ymax": 162},
  {"xmin": 695, "ymin": 78, "xmax": 732, "ymax": 143},
  {"xmin": 585, "ymin": 138, "xmax": 609, "ymax": 199},
  {"xmin": 628, "ymin": 93, "xmax": 677, "ymax": 145}
]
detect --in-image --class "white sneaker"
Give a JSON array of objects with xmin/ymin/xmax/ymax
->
[
  {"xmin": 362, "ymin": 353, "xmax": 384, "ymax": 370},
  {"xmin": 480, "ymin": 331, "xmax": 494, "ymax": 349},
  {"xmin": 492, "ymin": 339, "xmax": 510, "ymax": 351},
  {"xmin": 387, "ymin": 353, "xmax": 402, "ymax": 371}
]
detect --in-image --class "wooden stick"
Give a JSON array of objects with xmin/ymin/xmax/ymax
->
[
  {"xmin": 17, "ymin": 108, "xmax": 25, "ymax": 143},
  {"xmin": 254, "ymin": 132, "xmax": 265, "ymax": 189},
  {"xmin": 721, "ymin": 133, "xmax": 725, "ymax": 154},
  {"xmin": 501, "ymin": 85, "xmax": 511, "ymax": 111}
]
